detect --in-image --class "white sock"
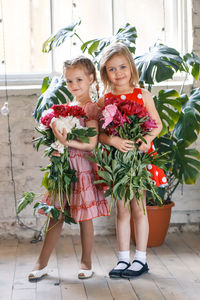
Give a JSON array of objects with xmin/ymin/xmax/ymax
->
[
  {"xmin": 114, "ymin": 251, "xmax": 130, "ymax": 270},
  {"xmin": 128, "ymin": 250, "xmax": 146, "ymax": 271}
]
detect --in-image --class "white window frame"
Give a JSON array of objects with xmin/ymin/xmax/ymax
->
[{"xmin": 0, "ymin": 0, "xmax": 193, "ymax": 88}]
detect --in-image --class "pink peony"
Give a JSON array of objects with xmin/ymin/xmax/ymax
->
[{"xmin": 102, "ymin": 104, "xmax": 118, "ymax": 129}]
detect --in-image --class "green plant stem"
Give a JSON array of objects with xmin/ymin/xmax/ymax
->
[
  {"xmin": 129, "ymin": 149, "xmax": 135, "ymax": 192},
  {"xmin": 148, "ymin": 84, "xmax": 152, "ymax": 92},
  {"xmin": 166, "ymin": 178, "xmax": 179, "ymax": 201},
  {"xmin": 74, "ymin": 33, "xmax": 95, "ymax": 58},
  {"xmin": 44, "ymin": 213, "xmax": 51, "ymax": 235},
  {"xmin": 179, "ymin": 72, "xmax": 188, "ymax": 95},
  {"xmin": 109, "ymin": 191, "xmax": 114, "ymax": 213}
]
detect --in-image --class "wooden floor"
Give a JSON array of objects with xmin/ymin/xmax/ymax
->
[{"xmin": 0, "ymin": 233, "xmax": 200, "ymax": 300}]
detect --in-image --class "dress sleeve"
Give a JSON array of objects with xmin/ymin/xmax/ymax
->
[{"xmin": 84, "ymin": 102, "xmax": 102, "ymax": 121}]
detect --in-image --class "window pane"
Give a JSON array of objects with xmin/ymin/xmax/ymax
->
[
  {"xmin": 52, "ymin": 0, "xmax": 113, "ymax": 72},
  {"xmin": 0, "ymin": 0, "xmax": 191, "ymax": 77},
  {"xmin": 0, "ymin": 0, "xmax": 50, "ymax": 74},
  {"xmin": 113, "ymin": 0, "xmax": 165, "ymax": 55}
]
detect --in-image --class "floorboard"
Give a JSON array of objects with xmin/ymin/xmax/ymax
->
[{"xmin": 0, "ymin": 233, "xmax": 200, "ymax": 300}]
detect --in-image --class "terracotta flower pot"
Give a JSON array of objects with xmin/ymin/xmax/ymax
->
[{"xmin": 130, "ymin": 201, "xmax": 175, "ymax": 247}]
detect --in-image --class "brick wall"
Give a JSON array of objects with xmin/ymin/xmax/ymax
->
[{"xmin": 0, "ymin": 1, "xmax": 200, "ymax": 238}]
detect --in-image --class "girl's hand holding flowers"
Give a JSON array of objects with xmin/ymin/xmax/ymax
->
[
  {"xmin": 17, "ymin": 103, "xmax": 97, "ymax": 230},
  {"xmin": 51, "ymin": 122, "xmax": 68, "ymax": 147},
  {"xmin": 136, "ymin": 135, "xmax": 152, "ymax": 153},
  {"xmin": 92, "ymin": 97, "xmax": 166, "ymax": 208},
  {"xmin": 111, "ymin": 136, "xmax": 134, "ymax": 153}
]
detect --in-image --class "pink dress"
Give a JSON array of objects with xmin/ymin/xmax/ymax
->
[
  {"xmin": 40, "ymin": 102, "xmax": 110, "ymax": 222},
  {"xmin": 104, "ymin": 88, "xmax": 168, "ymax": 188}
]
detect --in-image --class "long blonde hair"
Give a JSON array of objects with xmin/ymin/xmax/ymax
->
[{"xmin": 100, "ymin": 43, "xmax": 139, "ymax": 92}]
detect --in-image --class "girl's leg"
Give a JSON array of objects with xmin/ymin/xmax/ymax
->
[
  {"xmin": 116, "ymin": 200, "xmax": 131, "ymax": 251},
  {"xmin": 109, "ymin": 201, "xmax": 131, "ymax": 277},
  {"xmin": 32, "ymin": 218, "xmax": 64, "ymax": 271},
  {"xmin": 131, "ymin": 191, "xmax": 149, "ymax": 251},
  {"xmin": 79, "ymin": 219, "xmax": 94, "ymax": 270},
  {"xmin": 126, "ymin": 191, "xmax": 149, "ymax": 273}
]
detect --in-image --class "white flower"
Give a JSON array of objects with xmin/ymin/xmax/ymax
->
[
  {"xmin": 38, "ymin": 123, "xmax": 48, "ymax": 131},
  {"xmin": 41, "ymin": 108, "xmax": 54, "ymax": 117},
  {"xmin": 50, "ymin": 115, "xmax": 87, "ymax": 153},
  {"xmin": 51, "ymin": 140, "xmax": 65, "ymax": 154},
  {"xmin": 50, "ymin": 116, "xmax": 84, "ymax": 134}
]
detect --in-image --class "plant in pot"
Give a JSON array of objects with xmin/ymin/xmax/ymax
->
[
  {"xmin": 130, "ymin": 48, "xmax": 200, "ymax": 246},
  {"xmin": 34, "ymin": 21, "xmax": 200, "ymax": 247}
]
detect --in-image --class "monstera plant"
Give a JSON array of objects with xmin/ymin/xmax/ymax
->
[{"xmin": 34, "ymin": 21, "xmax": 200, "ymax": 208}]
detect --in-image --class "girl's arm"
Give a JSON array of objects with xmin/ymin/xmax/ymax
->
[
  {"xmin": 137, "ymin": 89, "xmax": 162, "ymax": 152},
  {"xmin": 51, "ymin": 120, "xmax": 98, "ymax": 151}
]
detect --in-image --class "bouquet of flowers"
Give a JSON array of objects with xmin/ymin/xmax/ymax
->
[
  {"xmin": 17, "ymin": 104, "xmax": 97, "ymax": 228},
  {"xmin": 91, "ymin": 97, "xmax": 167, "ymax": 210}
]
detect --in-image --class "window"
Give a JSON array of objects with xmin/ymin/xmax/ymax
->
[{"xmin": 0, "ymin": 0, "xmax": 192, "ymax": 85}]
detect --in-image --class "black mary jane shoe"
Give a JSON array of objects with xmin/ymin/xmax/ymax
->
[
  {"xmin": 109, "ymin": 261, "xmax": 131, "ymax": 278},
  {"xmin": 121, "ymin": 260, "xmax": 149, "ymax": 279}
]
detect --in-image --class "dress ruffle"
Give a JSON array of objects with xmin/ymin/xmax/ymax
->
[{"xmin": 69, "ymin": 148, "xmax": 110, "ymax": 222}]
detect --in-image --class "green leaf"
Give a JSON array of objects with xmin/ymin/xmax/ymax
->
[
  {"xmin": 154, "ymin": 89, "xmax": 183, "ymax": 136},
  {"xmin": 41, "ymin": 77, "xmax": 52, "ymax": 94},
  {"xmin": 34, "ymin": 202, "xmax": 60, "ymax": 220},
  {"xmin": 17, "ymin": 192, "xmax": 36, "ymax": 214},
  {"xmin": 104, "ymin": 189, "xmax": 111, "ymax": 198},
  {"xmin": 174, "ymin": 88, "xmax": 200, "ymax": 144},
  {"xmin": 34, "ymin": 76, "xmax": 73, "ymax": 122},
  {"xmin": 41, "ymin": 172, "xmax": 50, "ymax": 190},
  {"xmin": 184, "ymin": 52, "xmax": 200, "ymax": 80},
  {"xmin": 175, "ymin": 107, "xmax": 200, "ymax": 145},
  {"xmin": 135, "ymin": 43, "xmax": 184, "ymax": 85},
  {"xmin": 42, "ymin": 20, "xmax": 81, "ymax": 53},
  {"xmin": 172, "ymin": 141, "xmax": 200, "ymax": 184},
  {"xmin": 81, "ymin": 23, "xmax": 137, "ymax": 66},
  {"xmin": 97, "ymin": 170, "xmax": 112, "ymax": 183}
]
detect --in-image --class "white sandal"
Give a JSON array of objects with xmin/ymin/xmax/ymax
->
[
  {"xmin": 78, "ymin": 268, "xmax": 93, "ymax": 279},
  {"xmin": 28, "ymin": 266, "xmax": 48, "ymax": 281}
]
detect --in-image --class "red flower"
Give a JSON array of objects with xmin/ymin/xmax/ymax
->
[
  {"xmin": 104, "ymin": 97, "xmax": 121, "ymax": 108},
  {"xmin": 112, "ymin": 109, "xmax": 128, "ymax": 127},
  {"xmin": 118, "ymin": 100, "xmax": 148, "ymax": 117},
  {"xmin": 51, "ymin": 104, "xmax": 86, "ymax": 118},
  {"xmin": 40, "ymin": 110, "xmax": 55, "ymax": 128},
  {"xmin": 142, "ymin": 118, "xmax": 157, "ymax": 131},
  {"xmin": 52, "ymin": 104, "xmax": 68, "ymax": 117},
  {"xmin": 67, "ymin": 105, "xmax": 86, "ymax": 118}
]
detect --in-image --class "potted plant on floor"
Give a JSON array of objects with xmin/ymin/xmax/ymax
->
[
  {"xmin": 130, "ymin": 46, "xmax": 200, "ymax": 246},
  {"xmin": 34, "ymin": 21, "xmax": 200, "ymax": 247}
]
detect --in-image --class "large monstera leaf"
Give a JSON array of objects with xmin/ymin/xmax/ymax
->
[
  {"xmin": 174, "ymin": 88, "xmax": 200, "ymax": 146},
  {"xmin": 153, "ymin": 89, "xmax": 186, "ymax": 136},
  {"xmin": 155, "ymin": 135, "xmax": 200, "ymax": 185},
  {"xmin": 184, "ymin": 52, "xmax": 200, "ymax": 80},
  {"xmin": 173, "ymin": 140, "xmax": 200, "ymax": 184},
  {"xmin": 80, "ymin": 23, "xmax": 137, "ymax": 65},
  {"xmin": 42, "ymin": 20, "xmax": 81, "ymax": 53},
  {"xmin": 135, "ymin": 43, "xmax": 184, "ymax": 85},
  {"xmin": 34, "ymin": 76, "xmax": 73, "ymax": 122}
]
